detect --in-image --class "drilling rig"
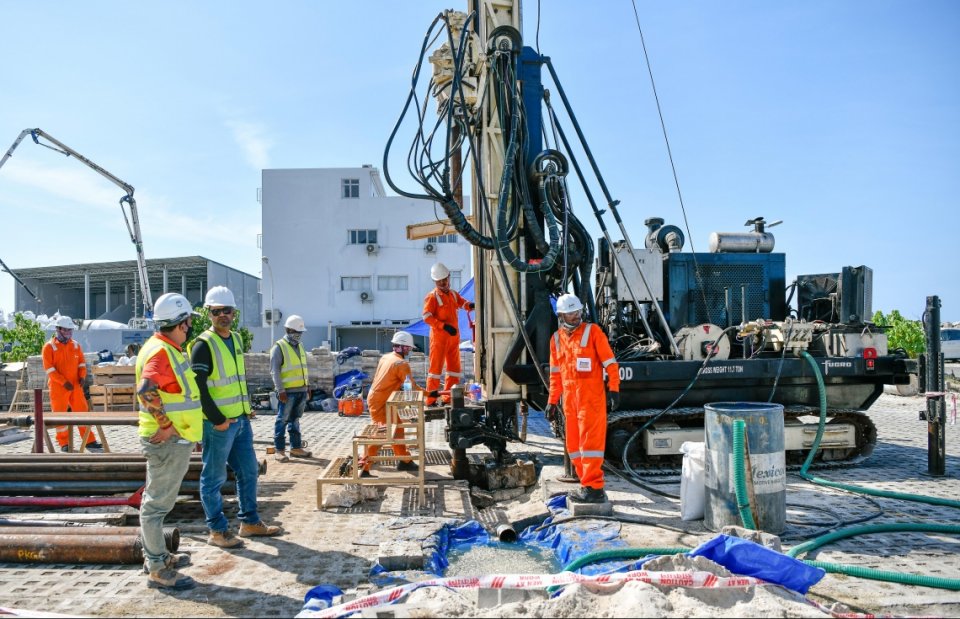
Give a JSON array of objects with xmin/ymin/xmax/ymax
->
[{"xmin": 384, "ymin": 1, "xmax": 916, "ymax": 486}]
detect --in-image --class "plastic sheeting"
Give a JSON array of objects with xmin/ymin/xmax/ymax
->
[
  {"xmin": 333, "ymin": 369, "xmax": 367, "ymax": 398},
  {"xmin": 689, "ymin": 534, "xmax": 826, "ymax": 594},
  {"xmin": 519, "ymin": 494, "xmax": 645, "ymax": 575}
]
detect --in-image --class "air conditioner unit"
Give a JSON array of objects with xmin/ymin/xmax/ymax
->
[
  {"xmin": 264, "ymin": 308, "xmax": 282, "ymax": 324},
  {"xmin": 359, "ymin": 291, "xmax": 373, "ymax": 303},
  {"xmin": 424, "ymin": 242, "xmax": 437, "ymax": 254},
  {"xmin": 365, "ymin": 243, "xmax": 378, "ymax": 255}
]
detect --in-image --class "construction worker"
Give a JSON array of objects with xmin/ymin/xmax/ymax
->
[
  {"xmin": 42, "ymin": 316, "xmax": 100, "ymax": 452},
  {"xmin": 421, "ymin": 262, "xmax": 473, "ymax": 406},
  {"xmin": 358, "ymin": 331, "xmax": 439, "ymax": 477},
  {"xmin": 191, "ymin": 286, "xmax": 280, "ymax": 549},
  {"xmin": 545, "ymin": 293, "xmax": 621, "ymax": 504},
  {"xmin": 135, "ymin": 292, "xmax": 201, "ymax": 590},
  {"xmin": 271, "ymin": 314, "xmax": 312, "ymax": 462}
]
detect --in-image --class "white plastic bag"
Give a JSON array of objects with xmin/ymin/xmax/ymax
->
[{"xmin": 679, "ymin": 441, "xmax": 705, "ymax": 521}]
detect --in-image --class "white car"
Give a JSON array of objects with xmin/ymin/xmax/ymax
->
[{"xmin": 941, "ymin": 328, "xmax": 960, "ymax": 361}]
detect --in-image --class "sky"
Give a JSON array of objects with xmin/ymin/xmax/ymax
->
[{"xmin": 0, "ymin": 1, "xmax": 957, "ymax": 322}]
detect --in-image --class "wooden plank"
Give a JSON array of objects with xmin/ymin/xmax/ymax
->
[
  {"xmin": 405, "ymin": 217, "xmax": 474, "ymax": 241},
  {"xmin": 89, "ymin": 385, "xmax": 135, "ymax": 395}
]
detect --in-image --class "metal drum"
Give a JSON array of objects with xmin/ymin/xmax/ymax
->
[{"xmin": 704, "ymin": 402, "xmax": 786, "ymax": 534}]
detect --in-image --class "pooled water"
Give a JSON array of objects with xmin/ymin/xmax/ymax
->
[{"xmin": 445, "ymin": 542, "xmax": 559, "ymax": 577}]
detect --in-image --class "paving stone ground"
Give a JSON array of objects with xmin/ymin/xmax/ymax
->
[{"xmin": 0, "ymin": 392, "xmax": 958, "ymax": 617}]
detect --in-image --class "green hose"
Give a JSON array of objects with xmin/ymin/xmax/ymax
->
[
  {"xmin": 787, "ymin": 522, "xmax": 960, "ymax": 590},
  {"xmin": 789, "ymin": 351, "xmax": 960, "ymax": 590},
  {"xmin": 546, "ymin": 547, "xmax": 688, "ymax": 593},
  {"xmin": 799, "ymin": 350, "xmax": 960, "ymax": 508},
  {"xmin": 732, "ymin": 419, "xmax": 757, "ymax": 530}
]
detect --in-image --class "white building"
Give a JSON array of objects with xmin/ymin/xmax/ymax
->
[{"xmin": 260, "ymin": 166, "xmax": 471, "ymax": 351}]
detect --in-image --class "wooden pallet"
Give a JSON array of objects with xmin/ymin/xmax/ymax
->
[{"xmin": 92, "ymin": 366, "xmax": 136, "ymax": 386}]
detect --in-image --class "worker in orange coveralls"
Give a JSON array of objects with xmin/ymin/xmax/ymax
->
[
  {"xmin": 545, "ymin": 294, "xmax": 620, "ymax": 504},
  {"xmin": 358, "ymin": 331, "xmax": 439, "ymax": 477},
  {"xmin": 43, "ymin": 316, "xmax": 100, "ymax": 452},
  {"xmin": 421, "ymin": 262, "xmax": 473, "ymax": 406}
]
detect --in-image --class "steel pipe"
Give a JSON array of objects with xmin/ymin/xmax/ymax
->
[
  {"xmin": 0, "ymin": 534, "xmax": 145, "ymax": 564},
  {"xmin": 0, "ymin": 480, "xmax": 234, "ymax": 496},
  {"xmin": 0, "ymin": 527, "xmax": 178, "ymax": 551}
]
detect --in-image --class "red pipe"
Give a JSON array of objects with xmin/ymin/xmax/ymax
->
[
  {"xmin": 33, "ymin": 389, "xmax": 44, "ymax": 454},
  {"xmin": 0, "ymin": 486, "xmax": 143, "ymax": 509}
]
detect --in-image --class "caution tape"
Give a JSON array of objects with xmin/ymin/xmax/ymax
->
[{"xmin": 298, "ymin": 569, "xmax": 875, "ymax": 618}]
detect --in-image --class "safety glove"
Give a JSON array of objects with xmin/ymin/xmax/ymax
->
[
  {"xmin": 443, "ymin": 324, "xmax": 458, "ymax": 336},
  {"xmin": 545, "ymin": 403, "xmax": 560, "ymax": 421},
  {"xmin": 427, "ymin": 390, "xmax": 440, "ymax": 399},
  {"xmin": 607, "ymin": 391, "xmax": 621, "ymax": 411},
  {"xmin": 64, "ymin": 381, "xmax": 74, "ymax": 391},
  {"xmin": 468, "ymin": 302, "xmax": 475, "ymax": 310}
]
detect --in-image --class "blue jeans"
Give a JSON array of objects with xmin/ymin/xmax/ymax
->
[
  {"xmin": 274, "ymin": 391, "xmax": 307, "ymax": 451},
  {"xmin": 200, "ymin": 416, "xmax": 261, "ymax": 532},
  {"xmin": 139, "ymin": 436, "xmax": 194, "ymax": 573}
]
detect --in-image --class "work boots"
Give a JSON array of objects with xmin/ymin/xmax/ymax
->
[
  {"xmin": 143, "ymin": 553, "xmax": 191, "ymax": 573},
  {"xmin": 275, "ymin": 450, "xmax": 290, "ymax": 463},
  {"xmin": 396, "ymin": 460, "xmax": 418, "ymax": 472},
  {"xmin": 239, "ymin": 521, "xmax": 281, "ymax": 537},
  {"xmin": 208, "ymin": 529, "xmax": 244, "ymax": 548},
  {"xmin": 290, "ymin": 447, "xmax": 312, "ymax": 458},
  {"xmin": 146, "ymin": 567, "xmax": 196, "ymax": 590},
  {"xmin": 570, "ymin": 486, "xmax": 607, "ymax": 504}
]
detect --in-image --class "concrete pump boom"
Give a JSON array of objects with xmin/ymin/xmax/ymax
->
[{"xmin": 0, "ymin": 128, "xmax": 153, "ymax": 318}]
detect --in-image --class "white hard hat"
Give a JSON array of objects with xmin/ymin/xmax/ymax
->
[
  {"xmin": 391, "ymin": 331, "xmax": 415, "ymax": 348},
  {"xmin": 284, "ymin": 314, "xmax": 306, "ymax": 332},
  {"xmin": 54, "ymin": 316, "xmax": 78, "ymax": 330},
  {"xmin": 204, "ymin": 285, "xmax": 236, "ymax": 308},
  {"xmin": 153, "ymin": 293, "xmax": 198, "ymax": 328},
  {"xmin": 556, "ymin": 293, "xmax": 583, "ymax": 314},
  {"xmin": 430, "ymin": 262, "xmax": 450, "ymax": 281}
]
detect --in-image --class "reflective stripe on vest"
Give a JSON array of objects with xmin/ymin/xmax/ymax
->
[
  {"xmin": 197, "ymin": 329, "xmax": 250, "ymax": 418},
  {"xmin": 136, "ymin": 336, "xmax": 203, "ymax": 442},
  {"xmin": 274, "ymin": 339, "xmax": 308, "ymax": 389},
  {"xmin": 580, "ymin": 323, "xmax": 592, "ymax": 347}
]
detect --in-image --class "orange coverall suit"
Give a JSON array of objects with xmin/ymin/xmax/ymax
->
[
  {"xmin": 548, "ymin": 322, "xmax": 620, "ymax": 490},
  {"xmin": 360, "ymin": 352, "xmax": 420, "ymax": 470},
  {"xmin": 422, "ymin": 287, "xmax": 470, "ymax": 405},
  {"xmin": 42, "ymin": 336, "xmax": 94, "ymax": 448}
]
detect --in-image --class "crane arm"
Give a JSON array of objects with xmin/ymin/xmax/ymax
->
[{"xmin": 0, "ymin": 128, "xmax": 153, "ymax": 315}]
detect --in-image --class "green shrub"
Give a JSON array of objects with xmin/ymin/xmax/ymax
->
[
  {"xmin": 872, "ymin": 309, "xmax": 925, "ymax": 358},
  {"xmin": 0, "ymin": 313, "xmax": 46, "ymax": 362}
]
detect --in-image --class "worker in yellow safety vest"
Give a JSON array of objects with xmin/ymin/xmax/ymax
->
[
  {"xmin": 271, "ymin": 314, "xmax": 312, "ymax": 462},
  {"xmin": 191, "ymin": 286, "xmax": 280, "ymax": 550},
  {"xmin": 135, "ymin": 292, "xmax": 202, "ymax": 591}
]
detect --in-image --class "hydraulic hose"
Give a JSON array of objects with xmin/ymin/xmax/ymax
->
[{"xmin": 732, "ymin": 419, "xmax": 757, "ymax": 530}]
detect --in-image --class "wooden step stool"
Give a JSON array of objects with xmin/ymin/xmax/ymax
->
[{"xmin": 317, "ymin": 390, "xmax": 426, "ymax": 509}]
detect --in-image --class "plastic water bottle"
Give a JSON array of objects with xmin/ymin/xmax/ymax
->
[
  {"xmin": 403, "ymin": 377, "xmax": 412, "ymax": 392},
  {"xmin": 470, "ymin": 382, "xmax": 482, "ymax": 402},
  {"xmin": 299, "ymin": 584, "xmax": 343, "ymax": 615}
]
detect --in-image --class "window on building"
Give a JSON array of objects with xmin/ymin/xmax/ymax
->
[
  {"xmin": 348, "ymin": 229, "xmax": 378, "ymax": 244},
  {"xmin": 427, "ymin": 234, "xmax": 459, "ymax": 244},
  {"xmin": 378, "ymin": 276, "xmax": 408, "ymax": 291},
  {"xmin": 450, "ymin": 270, "xmax": 462, "ymax": 291},
  {"xmin": 342, "ymin": 178, "xmax": 360, "ymax": 198},
  {"xmin": 341, "ymin": 276, "xmax": 371, "ymax": 291}
]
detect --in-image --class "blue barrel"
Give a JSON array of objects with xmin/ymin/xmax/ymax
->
[{"xmin": 704, "ymin": 402, "xmax": 786, "ymax": 534}]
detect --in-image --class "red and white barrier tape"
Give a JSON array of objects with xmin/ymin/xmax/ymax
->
[{"xmin": 299, "ymin": 569, "xmax": 878, "ymax": 619}]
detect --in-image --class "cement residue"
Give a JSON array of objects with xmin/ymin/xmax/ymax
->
[
  {"xmin": 403, "ymin": 579, "xmax": 830, "ymax": 618},
  {"xmin": 643, "ymin": 553, "xmax": 731, "ymax": 576},
  {"xmin": 445, "ymin": 543, "xmax": 557, "ymax": 577}
]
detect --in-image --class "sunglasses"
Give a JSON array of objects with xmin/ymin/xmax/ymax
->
[{"xmin": 210, "ymin": 307, "xmax": 235, "ymax": 316}]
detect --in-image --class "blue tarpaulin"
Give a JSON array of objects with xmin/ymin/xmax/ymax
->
[{"xmin": 406, "ymin": 278, "xmax": 474, "ymax": 342}]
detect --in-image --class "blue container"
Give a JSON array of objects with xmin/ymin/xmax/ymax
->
[{"xmin": 704, "ymin": 402, "xmax": 786, "ymax": 534}]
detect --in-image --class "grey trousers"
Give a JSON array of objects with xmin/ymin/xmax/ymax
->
[{"xmin": 139, "ymin": 436, "xmax": 194, "ymax": 573}]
